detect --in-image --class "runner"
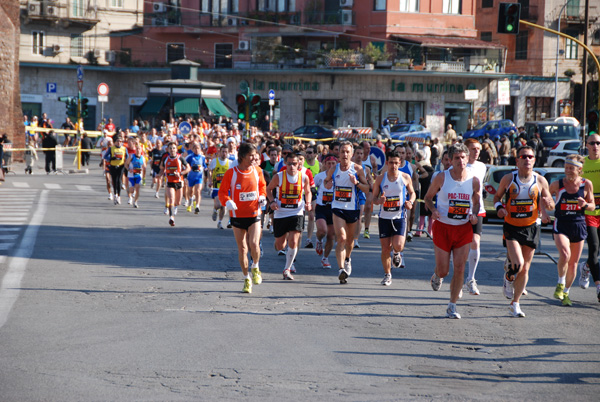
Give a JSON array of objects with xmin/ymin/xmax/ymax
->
[
  {"xmin": 266, "ymin": 152, "xmax": 312, "ymax": 280},
  {"xmin": 493, "ymin": 146, "xmax": 554, "ymax": 317},
  {"xmin": 209, "ymin": 145, "xmax": 231, "ymax": 229},
  {"xmin": 352, "ymin": 146, "xmax": 372, "ymax": 249},
  {"xmin": 580, "ymin": 133, "xmax": 600, "ymax": 302},
  {"xmin": 124, "ymin": 143, "xmax": 146, "ymax": 208},
  {"xmin": 303, "ymin": 145, "xmax": 321, "ymax": 248},
  {"xmin": 323, "ymin": 141, "xmax": 370, "ymax": 284},
  {"xmin": 100, "ymin": 137, "xmax": 114, "ymax": 200},
  {"xmin": 313, "ymin": 155, "xmax": 338, "ymax": 269},
  {"xmin": 373, "ymin": 149, "xmax": 416, "ymax": 286},
  {"xmin": 103, "ymin": 135, "xmax": 128, "ymax": 205},
  {"xmin": 549, "ymin": 155, "xmax": 594, "ymax": 306},
  {"xmin": 159, "ymin": 142, "xmax": 190, "ymax": 226},
  {"xmin": 260, "ymin": 146, "xmax": 281, "ymax": 233},
  {"xmin": 424, "ymin": 143, "xmax": 480, "ymax": 319},
  {"xmin": 150, "ymin": 139, "xmax": 164, "ymax": 198},
  {"xmin": 218, "ymin": 142, "xmax": 267, "ymax": 293},
  {"xmin": 185, "ymin": 142, "xmax": 207, "ymax": 214},
  {"xmin": 463, "ymin": 138, "xmax": 487, "ymax": 296},
  {"xmin": 360, "ymin": 140, "xmax": 378, "ymax": 239}
]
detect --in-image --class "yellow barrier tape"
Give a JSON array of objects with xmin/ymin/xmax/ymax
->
[
  {"xmin": 25, "ymin": 127, "xmax": 117, "ymax": 138},
  {"xmin": 7, "ymin": 146, "xmax": 79, "ymax": 152}
]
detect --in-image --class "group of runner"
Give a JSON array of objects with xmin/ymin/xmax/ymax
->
[{"xmin": 98, "ymin": 127, "xmax": 600, "ymax": 318}]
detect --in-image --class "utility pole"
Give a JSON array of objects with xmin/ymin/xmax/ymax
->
[{"xmin": 580, "ymin": 0, "xmax": 590, "ymax": 134}]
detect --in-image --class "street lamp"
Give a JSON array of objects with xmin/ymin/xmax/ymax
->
[{"xmin": 555, "ymin": 0, "xmax": 573, "ymax": 118}]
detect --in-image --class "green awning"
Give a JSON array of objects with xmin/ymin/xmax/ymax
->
[
  {"xmin": 139, "ymin": 97, "xmax": 167, "ymax": 115},
  {"xmin": 204, "ymin": 98, "xmax": 231, "ymax": 118},
  {"xmin": 174, "ymin": 98, "xmax": 199, "ymax": 115}
]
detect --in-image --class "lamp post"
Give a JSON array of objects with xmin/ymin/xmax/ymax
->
[{"xmin": 555, "ymin": 0, "xmax": 573, "ymax": 118}]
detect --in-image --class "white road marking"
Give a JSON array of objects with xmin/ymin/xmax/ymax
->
[
  {"xmin": 43, "ymin": 183, "xmax": 61, "ymax": 189},
  {"xmin": 0, "ymin": 235, "xmax": 18, "ymax": 240},
  {"xmin": 0, "ymin": 190, "xmax": 48, "ymax": 329},
  {"xmin": 0, "ymin": 228, "xmax": 20, "ymax": 232},
  {"xmin": 9, "ymin": 182, "xmax": 30, "ymax": 188},
  {"xmin": 75, "ymin": 185, "xmax": 93, "ymax": 191},
  {"xmin": 0, "ymin": 218, "xmax": 27, "ymax": 222}
]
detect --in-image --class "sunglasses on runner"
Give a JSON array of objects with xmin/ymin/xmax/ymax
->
[
  {"xmin": 519, "ymin": 154, "xmax": 535, "ymax": 160},
  {"xmin": 587, "ymin": 141, "xmax": 600, "ymax": 146}
]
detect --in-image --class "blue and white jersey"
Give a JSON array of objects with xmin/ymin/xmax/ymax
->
[
  {"xmin": 379, "ymin": 172, "xmax": 407, "ymax": 220},
  {"xmin": 398, "ymin": 160, "xmax": 413, "ymax": 177},
  {"xmin": 331, "ymin": 163, "xmax": 360, "ymax": 211},
  {"xmin": 186, "ymin": 152, "xmax": 206, "ymax": 179},
  {"xmin": 127, "ymin": 154, "xmax": 145, "ymax": 178}
]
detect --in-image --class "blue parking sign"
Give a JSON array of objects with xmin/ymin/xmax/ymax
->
[{"xmin": 46, "ymin": 83, "xmax": 57, "ymax": 93}]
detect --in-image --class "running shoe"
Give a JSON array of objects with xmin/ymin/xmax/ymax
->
[
  {"xmin": 466, "ymin": 279, "xmax": 480, "ymax": 296},
  {"xmin": 338, "ymin": 269, "xmax": 348, "ymax": 284},
  {"xmin": 392, "ymin": 252, "xmax": 402, "ymax": 269},
  {"xmin": 354, "ymin": 240, "xmax": 360, "ymax": 249},
  {"xmin": 446, "ymin": 304, "xmax": 461, "ymax": 319},
  {"xmin": 509, "ymin": 302, "xmax": 525, "ymax": 318},
  {"xmin": 155, "ymin": 192, "xmax": 159, "ymax": 198},
  {"xmin": 108, "ymin": 193, "xmax": 113, "ymax": 201},
  {"xmin": 305, "ymin": 239, "xmax": 314, "ymax": 249},
  {"xmin": 186, "ymin": 205, "xmax": 192, "ymax": 212},
  {"xmin": 128, "ymin": 196, "xmax": 132, "ymax": 205},
  {"xmin": 579, "ymin": 262, "xmax": 590, "ymax": 289},
  {"xmin": 121, "ymin": 184, "xmax": 126, "ymax": 190},
  {"xmin": 133, "ymin": 202, "xmax": 139, "ymax": 208},
  {"xmin": 399, "ymin": 252, "xmax": 405, "ymax": 269},
  {"xmin": 503, "ymin": 275, "xmax": 514, "ymax": 299},
  {"xmin": 251, "ymin": 267, "xmax": 262, "ymax": 285},
  {"xmin": 195, "ymin": 207, "xmax": 200, "ymax": 214},
  {"xmin": 227, "ymin": 221, "xmax": 232, "ymax": 228},
  {"xmin": 242, "ymin": 278, "xmax": 252, "ymax": 293},
  {"xmin": 283, "ymin": 269, "xmax": 294, "ymax": 280},
  {"xmin": 290, "ymin": 263, "xmax": 296, "ymax": 274},
  {"xmin": 344, "ymin": 258, "xmax": 352, "ymax": 276},
  {"xmin": 406, "ymin": 231, "xmax": 413, "ymax": 242},
  {"xmin": 363, "ymin": 229, "xmax": 370, "ymax": 239},
  {"xmin": 381, "ymin": 273, "xmax": 392, "ymax": 286},
  {"xmin": 430, "ymin": 273, "xmax": 443, "ymax": 291},
  {"xmin": 321, "ymin": 257, "xmax": 331, "ymax": 269},
  {"xmin": 173, "ymin": 207, "xmax": 178, "ymax": 216},
  {"xmin": 217, "ymin": 221, "xmax": 224, "ymax": 230},
  {"xmin": 315, "ymin": 240, "xmax": 323, "ymax": 256},
  {"xmin": 212, "ymin": 209, "xmax": 218, "ymax": 221},
  {"xmin": 553, "ymin": 283, "xmax": 565, "ymax": 300},
  {"xmin": 116, "ymin": 196, "xmax": 121, "ymax": 205},
  {"xmin": 183, "ymin": 199, "xmax": 189, "ymax": 207},
  {"xmin": 562, "ymin": 292, "xmax": 572, "ymax": 307},
  {"xmin": 164, "ymin": 207, "xmax": 169, "ymax": 215},
  {"xmin": 169, "ymin": 218, "xmax": 175, "ymax": 227}
]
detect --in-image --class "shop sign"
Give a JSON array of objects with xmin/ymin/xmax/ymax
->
[
  {"xmin": 390, "ymin": 80, "xmax": 469, "ymax": 94},
  {"xmin": 253, "ymin": 79, "xmax": 319, "ymax": 92}
]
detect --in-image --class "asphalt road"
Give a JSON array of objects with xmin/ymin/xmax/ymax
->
[{"xmin": 0, "ymin": 158, "xmax": 599, "ymax": 401}]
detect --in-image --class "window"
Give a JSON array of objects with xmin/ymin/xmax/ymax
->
[
  {"xmin": 593, "ymin": 30, "xmax": 600, "ymax": 45},
  {"xmin": 215, "ymin": 43, "xmax": 233, "ymax": 68},
  {"xmin": 481, "ymin": 32, "xmax": 492, "ymax": 42},
  {"xmin": 374, "ymin": 0, "xmax": 386, "ymax": 11},
  {"xmin": 167, "ymin": 43, "xmax": 185, "ymax": 63},
  {"xmin": 565, "ymin": 30, "xmax": 578, "ymax": 59},
  {"xmin": 399, "ymin": 0, "xmax": 419, "ymax": 12},
  {"xmin": 110, "ymin": 0, "xmax": 123, "ymax": 7},
  {"xmin": 72, "ymin": 0, "xmax": 84, "ymax": 17},
  {"xmin": 257, "ymin": 0, "xmax": 276, "ymax": 12},
  {"xmin": 515, "ymin": 31, "xmax": 528, "ymax": 60},
  {"xmin": 443, "ymin": 0, "xmax": 461, "ymax": 14},
  {"xmin": 482, "ymin": 0, "xmax": 493, "ymax": 8},
  {"xmin": 32, "ymin": 31, "xmax": 44, "ymax": 56},
  {"xmin": 70, "ymin": 33, "xmax": 83, "ymax": 57},
  {"xmin": 518, "ymin": 0, "xmax": 529, "ymax": 19}
]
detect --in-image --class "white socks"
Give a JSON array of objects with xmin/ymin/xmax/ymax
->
[
  {"xmin": 558, "ymin": 276, "xmax": 566, "ymax": 285},
  {"xmin": 467, "ymin": 248, "xmax": 480, "ymax": 282},
  {"xmin": 285, "ymin": 246, "xmax": 298, "ymax": 271}
]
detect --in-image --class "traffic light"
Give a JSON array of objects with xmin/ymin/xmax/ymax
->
[
  {"xmin": 588, "ymin": 110, "xmax": 599, "ymax": 134},
  {"xmin": 58, "ymin": 96, "xmax": 70, "ymax": 115},
  {"xmin": 67, "ymin": 98, "xmax": 78, "ymax": 118},
  {"xmin": 250, "ymin": 93, "xmax": 261, "ymax": 120},
  {"xmin": 236, "ymin": 93, "xmax": 248, "ymax": 120},
  {"xmin": 498, "ymin": 3, "xmax": 521, "ymax": 34},
  {"xmin": 81, "ymin": 97, "xmax": 89, "ymax": 118}
]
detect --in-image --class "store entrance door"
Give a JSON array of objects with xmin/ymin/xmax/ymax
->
[{"xmin": 445, "ymin": 102, "xmax": 471, "ymax": 135}]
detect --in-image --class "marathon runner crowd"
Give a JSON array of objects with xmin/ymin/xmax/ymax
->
[{"xmin": 88, "ymin": 116, "xmax": 600, "ymax": 319}]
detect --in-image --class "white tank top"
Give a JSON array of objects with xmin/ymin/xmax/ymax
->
[
  {"xmin": 436, "ymin": 170, "xmax": 474, "ymax": 225},
  {"xmin": 467, "ymin": 161, "xmax": 486, "ymax": 215},
  {"xmin": 378, "ymin": 172, "xmax": 406, "ymax": 220},
  {"xmin": 331, "ymin": 163, "xmax": 359, "ymax": 211},
  {"xmin": 314, "ymin": 171, "xmax": 334, "ymax": 207},
  {"xmin": 274, "ymin": 171, "xmax": 305, "ymax": 219}
]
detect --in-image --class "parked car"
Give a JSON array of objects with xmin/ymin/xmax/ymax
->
[
  {"xmin": 291, "ymin": 125, "xmax": 338, "ymax": 140},
  {"xmin": 482, "ymin": 165, "xmax": 565, "ymax": 220},
  {"xmin": 546, "ymin": 139, "xmax": 582, "ymax": 167},
  {"xmin": 523, "ymin": 121, "xmax": 580, "ymax": 149},
  {"xmin": 390, "ymin": 124, "xmax": 431, "ymax": 142},
  {"xmin": 463, "ymin": 119, "xmax": 517, "ymax": 141}
]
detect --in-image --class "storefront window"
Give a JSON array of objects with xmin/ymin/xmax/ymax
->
[
  {"xmin": 304, "ymin": 100, "xmax": 340, "ymax": 127},
  {"xmin": 363, "ymin": 101, "xmax": 424, "ymax": 129},
  {"xmin": 526, "ymin": 97, "xmax": 552, "ymax": 121},
  {"xmin": 444, "ymin": 102, "xmax": 470, "ymax": 134},
  {"xmin": 364, "ymin": 101, "xmax": 380, "ymax": 130}
]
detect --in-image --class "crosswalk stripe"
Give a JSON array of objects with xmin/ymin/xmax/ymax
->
[
  {"xmin": 44, "ymin": 183, "xmax": 61, "ymax": 189},
  {"xmin": 0, "ymin": 213, "xmax": 29, "ymax": 217},
  {"xmin": 0, "ymin": 228, "xmax": 20, "ymax": 232},
  {"xmin": 9, "ymin": 182, "xmax": 30, "ymax": 188},
  {"xmin": 0, "ymin": 218, "xmax": 27, "ymax": 222},
  {"xmin": 0, "ymin": 235, "xmax": 18, "ymax": 241},
  {"xmin": 75, "ymin": 185, "xmax": 93, "ymax": 191}
]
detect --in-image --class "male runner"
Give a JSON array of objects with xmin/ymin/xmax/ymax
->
[
  {"xmin": 314, "ymin": 155, "xmax": 338, "ymax": 269},
  {"xmin": 323, "ymin": 141, "xmax": 370, "ymax": 284},
  {"xmin": 124, "ymin": 143, "xmax": 146, "ymax": 208},
  {"xmin": 360, "ymin": 140, "xmax": 378, "ymax": 239},
  {"xmin": 304, "ymin": 145, "xmax": 321, "ymax": 248},
  {"xmin": 103, "ymin": 136, "xmax": 128, "ymax": 205},
  {"xmin": 494, "ymin": 146, "xmax": 554, "ymax": 317},
  {"xmin": 186, "ymin": 142, "xmax": 207, "ymax": 214},
  {"xmin": 424, "ymin": 143, "xmax": 480, "ymax": 319},
  {"xmin": 159, "ymin": 142, "xmax": 190, "ymax": 226},
  {"xmin": 209, "ymin": 145, "xmax": 231, "ymax": 229}
]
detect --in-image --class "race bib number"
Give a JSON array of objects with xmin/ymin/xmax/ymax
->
[
  {"xmin": 281, "ymin": 193, "xmax": 300, "ymax": 208},
  {"xmin": 383, "ymin": 196, "xmax": 401, "ymax": 212},
  {"xmin": 334, "ymin": 186, "xmax": 352, "ymax": 202},
  {"xmin": 322, "ymin": 191, "xmax": 333, "ymax": 205},
  {"xmin": 133, "ymin": 168, "xmax": 142, "ymax": 174},
  {"xmin": 510, "ymin": 199, "xmax": 534, "ymax": 219},
  {"xmin": 447, "ymin": 199, "xmax": 470, "ymax": 220},
  {"xmin": 215, "ymin": 173, "xmax": 224, "ymax": 183},
  {"xmin": 239, "ymin": 191, "xmax": 257, "ymax": 202},
  {"xmin": 594, "ymin": 193, "xmax": 600, "ymax": 210},
  {"xmin": 560, "ymin": 200, "xmax": 580, "ymax": 215}
]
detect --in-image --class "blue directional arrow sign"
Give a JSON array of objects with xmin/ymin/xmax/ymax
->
[
  {"xmin": 178, "ymin": 121, "xmax": 192, "ymax": 135},
  {"xmin": 370, "ymin": 146, "xmax": 386, "ymax": 171},
  {"xmin": 268, "ymin": 90, "xmax": 275, "ymax": 100},
  {"xmin": 76, "ymin": 65, "xmax": 84, "ymax": 81}
]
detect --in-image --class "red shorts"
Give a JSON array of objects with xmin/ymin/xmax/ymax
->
[
  {"xmin": 432, "ymin": 220, "xmax": 473, "ymax": 253},
  {"xmin": 585, "ymin": 215, "xmax": 600, "ymax": 228}
]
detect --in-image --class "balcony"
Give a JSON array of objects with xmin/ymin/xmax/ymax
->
[
  {"xmin": 21, "ymin": 1, "xmax": 100, "ymax": 27},
  {"xmin": 561, "ymin": 4, "xmax": 598, "ymax": 25}
]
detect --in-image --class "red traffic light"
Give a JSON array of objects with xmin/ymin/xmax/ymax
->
[
  {"xmin": 250, "ymin": 94, "xmax": 261, "ymax": 105},
  {"xmin": 236, "ymin": 94, "xmax": 247, "ymax": 105}
]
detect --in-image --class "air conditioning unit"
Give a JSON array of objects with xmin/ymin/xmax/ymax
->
[
  {"xmin": 340, "ymin": 0, "xmax": 353, "ymax": 7},
  {"xmin": 341, "ymin": 10, "xmax": 353, "ymax": 25},
  {"xmin": 44, "ymin": 4, "xmax": 57, "ymax": 17},
  {"xmin": 226, "ymin": 17, "xmax": 237, "ymax": 26},
  {"xmin": 28, "ymin": 2, "xmax": 42, "ymax": 16},
  {"xmin": 93, "ymin": 49, "xmax": 102, "ymax": 58},
  {"xmin": 239, "ymin": 40, "xmax": 250, "ymax": 51},
  {"xmin": 153, "ymin": 2, "xmax": 167, "ymax": 13},
  {"xmin": 52, "ymin": 44, "xmax": 63, "ymax": 54},
  {"xmin": 105, "ymin": 50, "xmax": 116, "ymax": 63},
  {"xmin": 151, "ymin": 17, "xmax": 168, "ymax": 26}
]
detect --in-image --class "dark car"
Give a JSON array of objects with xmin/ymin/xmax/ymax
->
[
  {"xmin": 523, "ymin": 121, "xmax": 580, "ymax": 149},
  {"xmin": 390, "ymin": 124, "xmax": 431, "ymax": 141},
  {"xmin": 292, "ymin": 125, "xmax": 338, "ymax": 140},
  {"xmin": 463, "ymin": 119, "xmax": 517, "ymax": 141}
]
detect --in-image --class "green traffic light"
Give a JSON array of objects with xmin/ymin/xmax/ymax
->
[
  {"xmin": 506, "ymin": 24, "xmax": 514, "ymax": 32},
  {"xmin": 238, "ymin": 112, "xmax": 246, "ymax": 120}
]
